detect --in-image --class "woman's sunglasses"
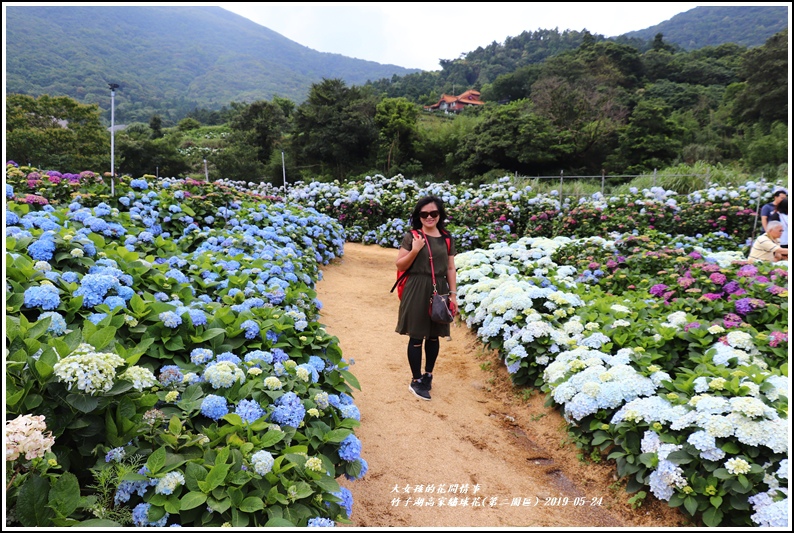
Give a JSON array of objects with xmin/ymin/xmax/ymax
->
[{"xmin": 419, "ymin": 210, "xmax": 440, "ymax": 219}]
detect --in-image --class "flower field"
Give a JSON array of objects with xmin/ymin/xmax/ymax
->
[{"xmin": 5, "ymin": 165, "xmax": 789, "ymax": 527}]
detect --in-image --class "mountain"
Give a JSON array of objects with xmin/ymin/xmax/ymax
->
[
  {"xmin": 622, "ymin": 5, "xmax": 789, "ymax": 49},
  {"xmin": 4, "ymin": 5, "xmax": 419, "ymax": 122},
  {"xmin": 5, "ymin": 5, "xmax": 788, "ymax": 124}
]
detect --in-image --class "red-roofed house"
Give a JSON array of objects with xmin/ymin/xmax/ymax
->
[{"xmin": 425, "ymin": 90, "xmax": 485, "ymax": 113}]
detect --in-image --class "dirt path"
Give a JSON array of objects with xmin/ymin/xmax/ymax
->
[{"xmin": 315, "ymin": 243, "xmax": 688, "ymax": 528}]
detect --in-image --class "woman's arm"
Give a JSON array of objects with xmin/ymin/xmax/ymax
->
[
  {"xmin": 447, "ymin": 254, "xmax": 458, "ymax": 314},
  {"xmin": 395, "ymin": 233, "xmax": 425, "ymax": 270}
]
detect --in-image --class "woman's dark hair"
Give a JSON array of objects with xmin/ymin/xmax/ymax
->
[
  {"xmin": 411, "ymin": 195, "xmax": 448, "ymax": 231},
  {"xmin": 776, "ymin": 198, "xmax": 788, "ymax": 215}
]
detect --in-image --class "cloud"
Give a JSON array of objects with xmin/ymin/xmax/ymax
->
[{"xmin": 221, "ymin": 2, "xmax": 712, "ymax": 71}]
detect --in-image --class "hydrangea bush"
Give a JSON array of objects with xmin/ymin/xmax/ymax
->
[
  {"xmin": 6, "ymin": 163, "xmax": 788, "ymax": 527},
  {"xmin": 6, "ymin": 168, "xmax": 364, "ymax": 527},
  {"xmin": 454, "ymin": 231, "xmax": 787, "ymax": 527}
]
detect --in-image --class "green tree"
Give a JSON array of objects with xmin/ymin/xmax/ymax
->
[
  {"xmin": 116, "ymin": 132, "xmax": 189, "ymax": 178},
  {"xmin": 453, "ymin": 99, "xmax": 558, "ymax": 180},
  {"xmin": 210, "ymin": 142, "xmax": 265, "ymax": 182},
  {"xmin": 651, "ymin": 33, "xmax": 675, "ymax": 53},
  {"xmin": 229, "ymin": 100, "xmax": 288, "ymax": 165},
  {"xmin": 272, "ymin": 96, "xmax": 296, "ymax": 119},
  {"xmin": 529, "ymin": 74, "xmax": 628, "ymax": 173},
  {"xmin": 149, "ymin": 114, "xmax": 163, "ymax": 139},
  {"xmin": 414, "ymin": 113, "xmax": 478, "ymax": 179},
  {"xmin": 732, "ymin": 29, "xmax": 788, "ymax": 127},
  {"xmin": 291, "ymin": 78, "xmax": 378, "ymax": 180},
  {"xmin": 177, "ymin": 117, "xmax": 201, "ymax": 131},
  {"xmin": 6, "ymin": 93, "xmax": 107, "ymax": 172},
  {"xmin": 605, "ymin": 99, "xmax": 684, "ymax": 174},
  {"xmin": 739, "ymin": 121, "xmax": 788, "ymax": 173},
  {"xmin": 374, "ymin": 97, "xmax": 420, "ymax": 175}
]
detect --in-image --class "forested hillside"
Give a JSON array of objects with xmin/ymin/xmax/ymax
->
[
  {"xmin": 624, "ymin": 5, "xmax": 788, "ymax": 50},
  {"xmin": 5, "ymin": 5, "xmax": 787, "ymax": 122},
  {"xmin": 5, "ymin": 5, "xmax": 419, "ymax": 123}
]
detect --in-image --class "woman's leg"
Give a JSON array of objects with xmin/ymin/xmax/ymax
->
[
  {"xmin": 407, "ymin": 337, "xmax": 424, "ymax": 380},
  {"xmin": 424, "ymin": 337, "xmax": 439, "ymax": 374}
]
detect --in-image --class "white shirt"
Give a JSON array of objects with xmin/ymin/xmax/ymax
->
[{"xmin": 779, "ymin": 212, "xmax": 788, "ymax": 245}]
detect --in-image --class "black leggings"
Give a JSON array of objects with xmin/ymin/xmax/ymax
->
[{"xmin": 407, "ymin": 337, "xmax": 439, "ymax": 380}]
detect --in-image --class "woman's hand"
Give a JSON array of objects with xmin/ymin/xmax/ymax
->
[
  {"xmin": 411, "ymin": 233, "xmax": 425, "ymax": 252},
  {"xmin": 449, "ymin": 295, "xmax": 458, "ymax": 316}
]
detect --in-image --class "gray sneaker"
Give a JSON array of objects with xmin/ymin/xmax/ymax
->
[
  {"xmin": 409, "ymin": 379, "xmax": 431, "ymax": 401},
  {"xmin": 421, "ymin": 372, "xmax": 433, "ymax": 391}
]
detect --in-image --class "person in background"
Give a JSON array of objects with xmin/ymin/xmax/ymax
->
[
  {"xmin": 395, "ymin": 195, "xmax": 457, "ymax": 401},
  {"xmin": 767, "ymin": 198, "xmax": 788, "ymax": 250},
  {"xmin": 748, "ymin": 221, "xmax": 788, "ymax": 262},
  {"xmin": 760, "ymin": 189, "xmax": 787, "ymax": 232}
]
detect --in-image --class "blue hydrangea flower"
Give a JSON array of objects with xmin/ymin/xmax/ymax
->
[
  {"xmin": 165, "ymin": 269, "xmax": 189, "ymax": 284},
  {"xmin": 200, "ymin": 394, "xmax": 229, "ymax": 420},
  {"xmin": 241, "ymin": 319, "xmax": 260, "ymax": 339},
  {"xmin": 190, "ymin": 348, "xmax": 214, "ymax": 365},
  {"xmin": 103, "ymin": 295, "xmax": 127, "ymax": 311},
  {"xmin": 132, "ymin": 503, "xmax": 169, "ymax": 527},
  {"xmin": 251, "ymin": 450, "xmax": 275, "ymax": 476},
  {"xmin": 308, "ymin": 356, "xmax": 326, "ymax": 373},
  {"xmin": 271, "ymin": 348, "xmax": 289, "ymax": 364},
  {"xmin": 330, "ymin": 487, "xmax": 353, "ymax": 518},
  {"xmin": 27, "ymin": 237, "xmax": 56, "ymax": 261},
  {"xmin": 39, "ymin": 311, "xmax": 67, "ymax": 335},
  {"xmin": 271, "ymin": 392, "xmax": 305, "ymax": 427},
  {"xmin": 245, "ymin": 350, "xmax": 273, "ymax": 366},
  {"xmin": 155, "ymin": 471, "xmax": 185, "ymax": 496},
  {"xmin": 216, "ymin": 351, "xmax": 242, "ymax": 365},
  {"xmin": 105, "ymin": 446, "xmax": 126, "ymax": 463},
  {"xmin": 114, "ymin": 476, "xmax": 156, "ymax": 505},
  {"xmin": 339, "ymin": 404, "xmax": 361, "ymax": 421},
  {"xmin": 235, "ymin": 399, "xmax": 265, "ymax": 424},
  {"xmin": 88, "ymin": 313, "xmax": 108, "ymax": 325},
  {"xmin": 345, "ymin": 457, "xmax": 368, "ymax": 481},
  {"xmin": 307, "ymin": 517, "xmax": 335, "ymax": 527},
  {"xmin": 160, "ymin": 311, "xmax": 182, "ymax": 328},
  {"xmin": 338, "ymin": 434, "xmax": 361, "ymax": 462},
  {"xmin": 159, "ymin": 365, "xmax": 184, "ymax": 386},
  {"xmin": 188, "ymin": 309, "xmax": 207, "ymax": 326}
]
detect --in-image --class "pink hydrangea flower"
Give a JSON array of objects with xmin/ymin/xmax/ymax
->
[
  {"xmin": 709, "ymin": 273, "xmax": 727, "ymax": 285},
  {"xmin": 769, "ymin": 331, "xmax": 787, "ymax": 348},
  {"xmin": 5, "ymin": 414, "xmax": 55, "ymax": 461}
]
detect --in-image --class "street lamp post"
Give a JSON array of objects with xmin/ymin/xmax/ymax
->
[
  {"xmin": 204, "ymin": 159, "xmax": 209, "ymax": 181},
  {"xmin": 281, "ymin": 151, "xmax": 287, "ymax": 191},
  {"xmin": 109, "ymin": 83, "xmax": 119, "ymax": 196}
]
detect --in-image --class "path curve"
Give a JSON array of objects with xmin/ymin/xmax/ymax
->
[{"xmin": 315, "ymin": 242, "xmax": 687, "ymax": 528}]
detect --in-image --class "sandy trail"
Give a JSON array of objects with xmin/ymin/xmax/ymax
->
[{"xmin": 315, "ymin": 242, "xmax": 688, "ymax": 528}]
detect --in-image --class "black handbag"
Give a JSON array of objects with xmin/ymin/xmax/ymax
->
[
  {"xmin": 424, "ymin": 229, "xmax": 454, "ymax": 324},
  {"xmin": 430, "ymin": 292, "xmax": 454, "ymax": 324}
]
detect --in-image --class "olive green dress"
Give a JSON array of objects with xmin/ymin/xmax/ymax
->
[{"xmin": 395, "ymin": 232, "xmax": 456, "ymax": 339}]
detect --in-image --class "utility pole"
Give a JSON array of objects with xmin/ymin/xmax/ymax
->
[
  {"xmin": 282, "ymin": 151, "xmax": 287, "ymax": 191},
  {"xmin": 109, "ymin": 83, "xmax": 119, "ymax": 196}
]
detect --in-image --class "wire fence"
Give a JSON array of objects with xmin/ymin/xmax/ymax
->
[
  {"xmin": 512, "ymin": 169, "xmax": 776, "ymax": 241},
  {"xmin": 513, "ymin": 168, "xmax": 716, "ymax": 197}
]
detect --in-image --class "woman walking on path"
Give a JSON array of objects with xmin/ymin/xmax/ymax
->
[{"xmin": 395, "ymin": 195, "xmax": 457, "ymax": 401}]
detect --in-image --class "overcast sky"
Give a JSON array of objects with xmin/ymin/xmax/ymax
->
[{"xmin": 217, "ymin": 2, "xmax": 783, "ymax": 71}]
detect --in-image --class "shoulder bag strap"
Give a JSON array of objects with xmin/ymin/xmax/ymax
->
[
  {"xmin": 390, "ymin": 230, "xmax": 421, "ymax": 293},
  {"xmin": 421, "ymin": 228, "xmax": 439, "ymax": 295}
]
